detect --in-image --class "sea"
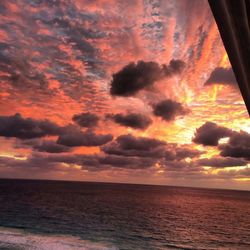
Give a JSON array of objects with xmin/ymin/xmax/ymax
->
[{"xmin": 0, "ymin": 179, "xmax": 249, "ymax": 250}]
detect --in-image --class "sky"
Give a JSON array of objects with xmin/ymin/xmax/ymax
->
[{"xmin": 0, "ymin": 0, "xmax": 249, "ymax": 190}]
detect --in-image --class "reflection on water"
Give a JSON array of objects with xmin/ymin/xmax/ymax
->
[
  {"xmin": 0, "ymin": 179, "xmax": 249, "ymax": 249},
  {"xmin": 0, "ymin": 227, "xmax": 116, "ymax": 250}
]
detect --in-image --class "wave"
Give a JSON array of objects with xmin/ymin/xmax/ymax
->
[{"xmin": 0, "ymin": 227, "xmax": 117, "ymax": 250}]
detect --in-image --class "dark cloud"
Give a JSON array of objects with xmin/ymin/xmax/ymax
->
[
  {"xmin": 102, "ymin": 134, "xmax": 203, "ymax": 161},
  {"xmin": 220, "ymin": 146, "xmax": 250, "ymax": 160},
  {"xmin": 175, "ymin": 147, "xmax": 203, "ymax": 160},
  {"xmin": 0, "ymin": 154, "xmax": 58, "ymax": 171},
  {"xmin": 57, "ymin": 127, "xmax": 113, "ymax": 147},
  {"xmin": 164, "ymin": 147, "xmax": 203, "ymax": 162},
  {"xmin": 0, "ymin": 152, "xmax": 157, "ymax": 171},
  {"xmin": 0, "ymin": 131, "xmax": 203, "ymax": 172},
  {"xmin": 197, "ymin": 157, "xmax": 247, "ymax": 168},
  {"xmin": 0, "ymin": 153, "xmax": 112, "ymax": 174},
  {"xmin": 226, "ymin": 131, "xmax": 250, "ymax": 148},
  {"xmin": 162, "ymin": 59, "xmax": 186, "ymax": 76},
  {"xmin": 36, "ymin": 153, "xmax": 156, "ymax": 170},
  {"xmin": 205, "ymin": 67, "xmax": 237, "ymax": 86},
  {"xmin": 22, "ymin": 139, "xmax": 71, "ymax": 153},
  {"xmin": 98, "ymin": 155, "xmax": 156, "ymax": 169},
  {"xmin": 101, "ymin": 137, "xmax": 166, "ymax": 158},
  {"xmin": 0, "ymin": 113, "xmax": 62, "ymax": 139},
  {"xmin": 116, "ymin": 134, "xmax": 166, "ymax": 151},
  {"xmin": 72, "ymin": 112, "xmax": 99, "ymax": 128},
  {"xmin": 0, "ymin": 152, "xmax": 100, "ymax": 171},
  {"xmin": 110, "ymin": 61, "xmax": 163, "ymax": 97},
  {"xmin": 110, "ymin": 59, "xmax": 185, "ymax": 96},
  {"xmin": 193, "ymin": 122, "xmax": 233, "ymax": 146},
  {"xmin": 161, "ymin": 147, "xmax": 204, "ymax": 172},
  {"xmin": 153, "ymin": 99, "xmax": 189, "ymax": 121},
  {"xmin": 107, "ymin": 113, "xmax": 152, "ymax": 130},
  {"xmin": 45, "ymin": 154, "xmax": 101, "ymax": 169},
  {"xmin": 1, "ymin": 152, "xmax": 248, "ymax": 178},
  {"xmin": 162, "ymin": 160, "xmax": 198, "ymax": 172},
  {"xmin": 219, "ymin": 131, "xmax": 250, "ymax": 160},
  {"xmin": 194, "ymin": 124, "xmax": 250, "ymax": 161}
]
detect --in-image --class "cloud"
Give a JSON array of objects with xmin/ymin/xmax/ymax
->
[
  {"xmin": 215, "ymin": 168, "xmax": 250, "ymax": 179},
  {"xmin": 49, "ymin": 153, "xmax": 157, "ymax": 170},
  {"xmin": 164, "ymin": 148, "xmax": 203, "ymax": 162},
  {"xmin": 193, "ymin": 122, "xmax": 233, "ymax": 146},
  {"xmin": 0, "ymin": 131, "xmax": 203, "ymax": 173},
  {"xmin": 219, "ymin": 131, "xmax": 250, "ymax": 160},
  {"xmin": 98, "ymin": 155, "xmax": 156, "ymax": 169},
  {"xmin": 225, "ymin": 131, "xmax": 250, "ymax": 148},
  {"xmin": 33, "ymin": 140, "xmax": 71, "ymax": 153},
  {"xmin": 220, "ymin": 146, "xmax": 250, "ymax": 160},
  {"xmin": 107, "ymin": 113, "xmax": 152, "ymax": 129},
  {"xmin": 162, "ymin": 59, "xmax": 186, "ymax": 76},
  {"xmin": 153, "ymin": 99, "xmax": 189, "ymax": 121},
  {"xmin": 43, "ymin": 152, "xmax": 157, "ymax": 170},
  {"xmin": 101, "ymin": 134, "xmax": 166, "ymax": 158},
  {"xmin": 0, "ymin": 151, "xmax": 157, "ymax": 171},
  {"xmin": 0, "ymin": 113, "xmax": 112, "ymax": 149},
  {"xmin": 162, "ymin": 160, "xmax": 199, "ymax": 172},
  {"xmin": 160, "ymin": 147, "xmax": 204, "ymax": 172},
  {"xmin": 102, "ymin": 134, "xmax": 203, "ymax": 161},
  {"xmin": 193, "ymin": 123, "xmax": 250, "ymax": 161},
  {"xmin": 110, "ymin": 61, "xmax": 163, "ymax": 97},
  {"xmin": 0, "ymin": 154, "xmax": 58, "ymax": 171},
  {"xmin": 0, "ymin": 152, "xmax": 158, "ymax": 171},
  {"xmin": 110, "ymin": 59, "xmax": 185, "ymax": 96},
  {"xmin": 57, "ymin": 126, "xmax": 113, "ymax": 147},
  {"xmin": 197, "ymin": 157, "xmax": 247, "ymax": 168},
  {"xmin": 116, "ymin": 134, "xmax": 166, "ymax": 151},
  {"xmin": 22, "ymin": 139, "xmax": 71, "ymax": 153},
  {"xmin": 0, "ymin": 42, "xmax": 49, "ymax": 91},
  {"xmin": 205, "ymin": 67, "xmax": 237, "ymax": 86},
  {"xmin": 0, "ymin": 113, "xmax": 62, "ymax": 139},
  {"xmin": 72, "ymin": 112, "xmax": 99, "ymax": 128},
  {"xmin": 175, "ymin": 147, "xmax": 203, "ymax": 160},
  {"xmin": 0, "ymin": 0, "xmax": 110, "ymax": 108}
]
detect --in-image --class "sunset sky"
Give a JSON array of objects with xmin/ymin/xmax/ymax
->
[{"xmin": 0, "ymin": 0, "xmax": 249, "ymax": 190}]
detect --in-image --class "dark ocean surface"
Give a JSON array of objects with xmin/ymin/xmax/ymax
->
[{"xmin": 0, "ymin": 179, "xmax": 249, "ymax": 250}]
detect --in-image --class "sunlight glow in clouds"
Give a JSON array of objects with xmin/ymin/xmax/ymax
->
[{"xmin": 0, "ymin": 0, "xmax": 249, "ymax": 190}]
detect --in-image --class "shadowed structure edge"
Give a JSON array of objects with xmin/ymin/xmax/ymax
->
[{"xmin": 208, "ymin": 0, "xmax": 250, "ymax": 115}]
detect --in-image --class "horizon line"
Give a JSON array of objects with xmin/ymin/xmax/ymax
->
[{"xmin": 0, "ymin": 177, "xmax": 249, "ymax": 192}]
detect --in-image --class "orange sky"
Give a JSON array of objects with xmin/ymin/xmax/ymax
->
[{"xmin": 0, "ymin": 0, "xmax": 249, "ymax": 190}]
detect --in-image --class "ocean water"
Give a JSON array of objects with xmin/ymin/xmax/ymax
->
[{"xmin": 0, "ymin": 179, "xmax": 249, "ymax": 250}]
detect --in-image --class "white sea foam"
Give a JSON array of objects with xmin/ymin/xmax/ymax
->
[{"xmin": 0, "ymin": 227, "xmax": 117, "ymax": 250}]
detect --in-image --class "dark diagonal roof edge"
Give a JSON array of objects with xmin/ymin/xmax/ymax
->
[{"xmin": 208, "ymin": 0, "xmax": 250, "ymax": 115}]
